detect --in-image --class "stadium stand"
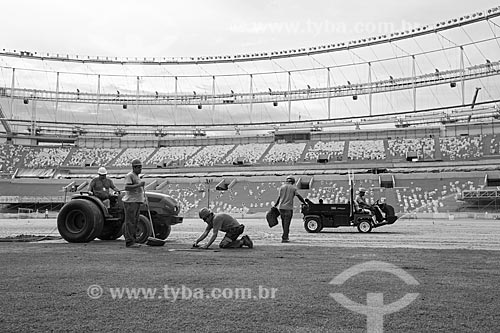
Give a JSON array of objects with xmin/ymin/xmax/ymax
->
[
  {"xmin": 66, "ymin": 148, "xmax": 122, "ymax": 167},
  {"xmin": 112, "ymin": 148, "xmax": 156, "ymax": 167},
  {"xmin": 22, "ymin": 147, "xmax": 71, "ymax": 169},
  {"xmin": 0, "ymin": 144, "xmax": 26, "ymax": 174},
  {"xmin": 304, "ymin": 140, "xmax": 345, "ymax": 162},
  {"xmin": 222, "ymin": 143, "xmax": 270, "ymax": 165},
  {"xmin": 146, "ymin": 146, "xmax": 201, "ymax": 167},
  {"xmin": 387, "ymin": 138, "xmax": 436, "ymax": 161},
  {"xmin": 184, "ymin": 144, "xmax": 235, "ymax": 167},
  {"xmin": 439, "ymin": 135, "xmax": 484, "ymax": 161},
  {"xmin": 262, "ymin": 142, "xmax": 306, "ymax": 164},
  {"xmin": 347, "ymin": 140, "xmax": 386, "ymax": 161},
  {"xmin": 485, "ymin": 134, "xmax": 500, "ymax": 155}
]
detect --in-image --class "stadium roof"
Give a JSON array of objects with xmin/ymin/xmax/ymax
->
[{"xmin": 1, "ymin": 1, "xmax": 500, "ymax": 135}]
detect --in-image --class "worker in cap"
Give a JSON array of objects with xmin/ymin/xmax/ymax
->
[
  {"xmin": 194, "ymin": 207, "xmax": 253, "ymax": 249},
  {"xmin": 122, "ymin": 159, "xmax": 145, "ymax": 248},
  {"xmin": 274, "ymin": 175, "xmax": 307, "ymax": 243},
  {"xmin": 354, "ymin": 187, "xmax": 379, "ymax": 224},
  {"xmin": 355, "ymin": 188, "xmax": 370, "ymax": 213},
  {"xmin": 88, "ymin": 166, "xmax": 120, "ymax": 206}
]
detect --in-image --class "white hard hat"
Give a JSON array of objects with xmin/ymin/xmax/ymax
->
[{"xmin": 97, "ymin": 167, "xmax": 107, "ymax": 175}]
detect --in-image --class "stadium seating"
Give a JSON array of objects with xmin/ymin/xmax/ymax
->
[
  {"xmin": 222, "ymin": 143, "xmax": 270, "ymax": 165},
  {"xmin": 147, "ymin": 146, "xmax": 201, "ymax": 166},
  {"xmin": 0, "ymin": 132, "xmax": 492, "ymax": 218},
  {"xmin": 262, "ymin": 142, "xmax": 306, "ymax": 164},
  {"xmin": 23, "ymin": 147, "xmax": 71, "ymax": 168},
  {"xmin": 149, "ymin": 176, "xmax": 482, "ymax": 217},
  {"xmin": 66, "ymin": 148, "xmax": 122, "ymax": 167},
  {"xmin": 387, "ymin": 138, "xmax": 436, "ymax": 160},
  {"xmin": 113, "ymin": 148, "xmax": 156, "ymax": 167},
  {"xmin": 184, "ymin": 144, "xmax": 235, "ymax": 167},
  {"xmin": 304, "ymin": 140, "xmax": 345, "ymax": 162},
  {"xmin": 0, "ymin": 144, "xmax": 27, "ymax": 173},
  {"xmin": 347, "ymin": 140, "xmax": 386, "ymax": 161},
  {"xmin": 439, "ymin": 135, "xmax": 483, "ymax": 161}
]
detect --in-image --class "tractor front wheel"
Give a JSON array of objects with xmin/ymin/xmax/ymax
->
[
  {"xmin": 155, "ymin": 223, "xmax": 171, "ymax": 240},
  {"xmin": 122, "ymin": 214, "xmax": 152, "ymax": 244}
]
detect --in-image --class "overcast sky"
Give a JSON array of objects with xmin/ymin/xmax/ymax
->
[{"xmin": 1, "ymin": 0, "xmax": 499, "ymax": 59}]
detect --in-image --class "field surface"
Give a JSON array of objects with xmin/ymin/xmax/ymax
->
[{"xmin": 1, "ymin": 217, "xmax": 499, "ymax": 332}]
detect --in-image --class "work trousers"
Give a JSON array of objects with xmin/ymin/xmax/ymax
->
[
  {"xmin": 124, "ymin": 202, "xmax": 141, "ymax": 246},
  {"xmin": 279, "ymin": 209, "xmax": 293, "ymax": 240}
]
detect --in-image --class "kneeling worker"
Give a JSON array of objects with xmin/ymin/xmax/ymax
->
[{"xmin": 194, "ymin": 207, "xmax": 253, "ymax": 249}]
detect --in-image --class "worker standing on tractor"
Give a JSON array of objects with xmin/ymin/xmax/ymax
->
[
  {"xmin": 194, "ymin": 207, "xmax": 253, "ymax": 249},
  {"xmin": 274, "ymin": 176, "xmax": 307, "ymax": 243},
  {"xmin": 88, "ymin": 167, "xmax": 120, "ymax": 207},
  {"xmin": 122, "ymin": 159, "xmax": 145, "ymax": 248}
]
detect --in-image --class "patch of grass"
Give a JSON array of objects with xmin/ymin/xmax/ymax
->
[
  {"xmin": 0, "ymin": 235, "xmax": 60, "ymax": 242},
  {"xmin": 0, "ymin": 242, "xmax": 499, "ymax": 332}
]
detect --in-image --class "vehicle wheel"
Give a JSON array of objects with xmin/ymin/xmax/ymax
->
[
  {"xmin": 57, "ymin": 199, "xmax": 104, "ymax": 243},
  {"xmin": 97, "ymin": 221, "xmax": 123, "ymax": 240},
  {"xmin": 155, "ymin": 224, "xmax": 171, "ymax": 240},
  {"xmin": 87, "ymin": 213, "xmax": 104, "ymax": 242},
  {"xmin": 357, "ymin": 220, "xmax": 372, "ymax": 233},
  {"xmin": 304, "ymin": 216, "xmax": 323, "ymax": 233},
  {"xmin": 121, "ymin": 215, "xmax": 152, "ymax": 244},
  {"xmin": 136, "ymin": 215, "xmax": 153, "ymax": 243}
]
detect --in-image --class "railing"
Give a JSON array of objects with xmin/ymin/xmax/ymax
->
[{"xmin": 2, "ymin": 61, "xmax": 498, "ymax": 106}]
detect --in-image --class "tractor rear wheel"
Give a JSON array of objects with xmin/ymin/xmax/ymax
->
[
  {"xmin": 57, "ymin": 199, "xmax": 104, "ymax": 243},
  {"xmin": 97, "ymin": 221, "xmax": 123, "ymax": 240}
]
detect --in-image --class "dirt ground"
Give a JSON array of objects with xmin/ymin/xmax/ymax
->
[
  {"xmin": 1, "ymin": 217, "xmax": 499, "ymax": 332},
  {"xmin": 1, "ymin": 217, "xmax": 500, "ymax": 251}
]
